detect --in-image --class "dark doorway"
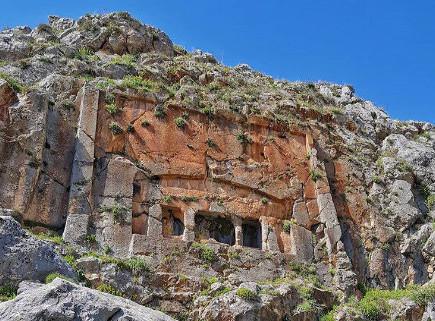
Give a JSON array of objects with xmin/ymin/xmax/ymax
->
[
  {"xmin": 162, "ymin": 207, "xmax": 184, "ymax": 237},
  {"xmin": 194, "ymin": 214, "xmax": 235, "ymax": 245},
  {"xmin": 242, "ymin": 220, "xmax": 262, "ymax": 249}
]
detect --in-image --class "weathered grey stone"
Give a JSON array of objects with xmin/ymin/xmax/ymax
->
[
  {"xmin": 316, "ymin": 192, "xmax": 342, "ymax": 253},
  {"xmin": 292, "ymin": 200, "xmax": 310, "ymax": 228},
  {"xmin": 0, "ymin": 216, "xmax": 75, "ymax": 285},
  {"xmin": 423, "ymin": 232, "xmax": 435, "ymax": 258},
  {"xmin": 63, "ymin": 214, "xmax": 89, "ymax": 243},
  {"xmin": 288, "ymin": 224, "xmax": 314, "ymax": 263},
  {"xmin": 0, "ymin": 278, "xmax": 175, "ymax": 321}
]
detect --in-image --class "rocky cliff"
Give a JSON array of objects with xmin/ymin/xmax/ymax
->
[{"xmin": 0, "ymin": 12, "xmax": 434, "ymax": 321}]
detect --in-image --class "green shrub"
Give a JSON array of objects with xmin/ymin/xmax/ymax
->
[
  {"xmin": 31, "ymin": 231, "xmax": 63, "ymax": 245},
  {"xmin": 154, "ymin": 105, "xmax": 166, "ymax": 119},
  {"xmin": 181, "ymin": 196, "xmax": 198, "ymax": 202},
  {"xmin": 96, "ymin": 283, "xmax": 122, "ymax": 296},
  {"xmin": 124, "ymin": 257, "xmax": 150, "ymax": 274},
  {"xmin": 0, "ymin": 72, "xmax": 27, "ymax": 93},
  {"xmin": 283, "ymin": 220, "xmax": 293, "ymax": 233},
  {"xmin": 201, "ymin": 106, "xmax": 215, "ymax": 118},
  {"xmin": 261, "ymin": 197, "xmax": 268, "ymax": 205},
  {"xmin": 0, "ymin": 284, "xmax": 17, "ymax": 302},
  {"xmin": 75, "ymin": 47, "xmax": 99, "ymax": 62},
  {"xmin": 175, "ymin": 117, "xmax": 187, "ymax": 128},
  {"xmin": 105, "ymin": 103, "xmax": 119, "ymax": 115},
  {"xmin": 236, "ymin": 131, "xmax": 252, "ymax": 144},
  {"xmin": 127, "ymin": 124, "xmax": 135, "ymax": 133},
  {"xmin": 162, "ymin": 195, "xmax": 173, "ymax": 203},
  {"xmin": 86, "ymin": 234, "xmax": 97, "ymax": 244},
  {"xmin": 120, "ymin": 75, "xmax": 156, "ymax": 93},
  {"xmin": 109, "ymin": 122, "xmax": 123, "ymax": 135},
  {"xmin": 108, "ymin": 54, "xmax": 136, "ymax": 67},
  {"xmin": 309, "ymin": 169, "xmax": 322, "ymax": 182},
  {"xmin": 45, "ymin": 272, "xmax": 74, "ymax": 284},
  {"xmin": 426, "ymin": 194, "xmax": 435, "ymax": 210},
  {"xmin": 206, "ymin": 138, "xmax": 217, "ymax": 148},
  {"xmin": 411, "ymin": 283, "xmax": 435, "ymax": 306},
  {"xmin": 191, "ymin": 242, "xmax": 217, "ymax": 263},
  {"xmin": 236, "ymin": 287, "xmax": 257, "ymax": 300},
  {"xmin": 141, "ymin": 119, "xmax": 150, "ymax": 127},
  {"xmin": 99, "ymin": 203, "xmax": 129, "ymax": 223}
]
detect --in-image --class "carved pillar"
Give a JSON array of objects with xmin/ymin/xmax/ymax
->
[
  {"xmin": 63, "ymin": 86, "xmax": 99, "ymax": 244},
  {"xmin": 147, "ymin": 204, "xmax": 163, "ymax": 240},
  {"xmin": 233, "ymin": 216, "xmax": 243, "ymax": 246},
  {"xmin": 183, "ymin": 208, "xmax": 196, "ymax": 242}
]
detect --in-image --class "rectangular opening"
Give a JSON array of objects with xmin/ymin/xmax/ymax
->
[
  {"xmin": 194, "ymin": 213, "xmax": 235, "ymax": 246},
  {"xmin": 242, "ymin": 220, "xmax": 262, "ymax": 249},
  {"xmin": 162, "ymin": 207, "xmax": 184, "ymax": 237}
]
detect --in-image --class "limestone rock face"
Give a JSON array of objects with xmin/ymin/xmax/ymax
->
[
  {"xmin": 0, "ymin": 11, "xmax": 434, "ymax": 321},
  {"xmin": 0, "ymin": 216, "xmax": 75, "ymax": 285},
  {"xmin": 0, "ymin": 278, "xmax": 175, "ymax": 321}
]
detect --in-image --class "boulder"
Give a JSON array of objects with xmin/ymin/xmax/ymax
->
[
  {"xmin": 0, "ymin": 278, "xmax": 175, "ymax": 321},
  {"xmin": 0, "ymin": 216, "xmax": 75, "ymax": 285}
]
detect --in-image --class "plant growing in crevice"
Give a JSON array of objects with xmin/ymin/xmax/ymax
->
[
  {"xmin": 109, "ymin": 122, "xmax": 123, "ymax": 135},
  {"xmin": 99, "ymin": 203, "xmax": 130, "ymax": 224},
  {"xmin": 206, "ymin": 138, "xmax": 217, "ymax": 148},
  {"xmin": 191, "ymin": 242, "xmax": 217, "ymax": 263},
  {"xmin": 0, "ymin": 284, "xmax": 17, "ymax": 302},
  {"xmin": 236, "ymin": 131, "xmax": 252, "ymax": 144},
  {"xmin": 309, "ymin": 169, "xmax": 322, "ymax": 182},
  {"xmin": 154, "ymin": 105, "xmax": 166, "ymax": 119},
  {"xmin": 236, "ymin": 288, "xmax": 257, "ymax": 300},
  {"xmin": 175, "ymin": 116, "xmax": 187, "ymax": 129}
]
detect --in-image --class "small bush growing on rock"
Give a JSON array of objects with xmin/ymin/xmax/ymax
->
[
  {"xmin": 154, "ymin": 105, "xmax": 166, "ymax": 119},
  {"xmin": 175, "ymin": 117, "xmax": 187, "ymax": 128},
  {"xmin": 309, "ymin": 169, "xmax": 322, "ymax": 182},
  {"xmin": 236, "ymin": 288, "xmax": 257, "ymax": 300},
  {"xmin": 201, "ymin": 106, "xmax": 215, "ymax": 118},
  {"xmin": 236, "ymin": 131, "xmax": 252, "ymax": 144},
  {"xmin": 85, "ymin": 234, "xmax": 97, "ymax": 244},
  {"xmin": 124, "ymin": 257, "xmax": 150, "ymax": 274},
  {"xmin": 120, "ymin": 75, "xmax": 156, "ymax": 93},
  {"xmin": 261, "ymin": 197, "xmax": 268, "ymax": 205},
  {"xmin": 191, "ymin": 242, "xmax": 217, "ymax": 263},
  {"xmin": 109, "ymin": 122, "xmax": 123, "ymax": 135},
  {"xmin": 282, "ymin": 220, "xmax": 294, "ymax": 233},
  {"xmin": 127, "ymin": 124, "xmax": 135, "ymax": 133},
  {"xmin": 426, "ymin": 194, "xmax": 435, "ymax": 210},
  {"xmin": 181, "ymin": 196, "xmax": 198, "ymax": 202},
  {"xmin": 0, "ymin": 284, "xmax": 17, "ymax": 302},
  {"xmin": 0, "ymin": 72, "xmax": 27, "ymax": 93},
  {"xmin": 75, "ymin": 47, "xmax": 99, "ymax": 62},
  {"xmin": 162, "ymin": 195, "xmax": 173, "ymax": 203},
  {"xmin": 99, "ymin": 203, "xmax": 130, "ymax": 223},
  {"xmin": 141, "ymin": 119, "xmax": 150, "ymax": 127},
  {"xmin": 108, "ymin": 54, "xmax": 136, "ymax": 67},
  {"xmin": 206, "ymin": 138, "xmax": 217, "ymax": 148},
  {"xmin": 105, "ymin": 103, "xmax": 119, "ymax": 115},
  {"xmin": 96, "ymin": 283, "xmax": 122, "ymax": 297},
  {"xmin": 45, "ymin": 272, "xmax": 74, "ymax": 284}
]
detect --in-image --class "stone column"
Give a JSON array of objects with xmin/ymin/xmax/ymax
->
[
  {"xmin": 260, "ymin": 217, "xmax": 280, "ymax": 252},
  {"xmin": 183, "ymin": 208, "xmax": 196, "ymax": 242},
  {"xmin": 63, "ymin": 86, "xmax": 99, "ymax": 244},
  {"xmin": 147, "ymin": 204, "xmax": 163, "ymax": 240},
  {"xmin": 233, "ymin": 216, "xmax": 243, "ymax": 246}
]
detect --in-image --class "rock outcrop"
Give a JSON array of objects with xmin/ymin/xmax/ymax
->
[
  {"xmin": 0, "ymin": 11, "xmax": 434, "ymax": 321},
  {"xmin": 0, "ymin": 215, "xmax": 75, "ymax": 285},
  {"xmin": 0, "ymin": 278, "xmax": 175, "ymax": 321}
]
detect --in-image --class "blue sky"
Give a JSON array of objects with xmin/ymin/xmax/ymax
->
[{"xmin": 1, "ymin": 0, "xmax": 434, "ymax": 123}]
